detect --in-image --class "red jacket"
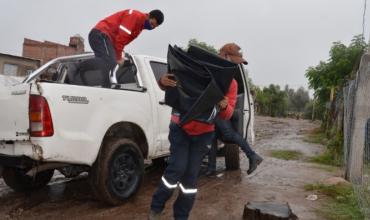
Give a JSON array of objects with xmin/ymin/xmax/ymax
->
[
  {"xmin": 171, "ymin": 79, "xmax": 238, "ymax": 136},
  {"xmin": 94, "ymin": 9, "xmax": 147, "ymax": 61}
]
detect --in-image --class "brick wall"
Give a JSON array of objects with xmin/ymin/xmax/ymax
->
[{"xmin": 22, "ymin": 35, "xmax": 85, "ymax": 65}]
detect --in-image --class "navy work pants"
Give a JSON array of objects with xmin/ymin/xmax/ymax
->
[
  {"xmin": 208, "ymin": 119, "xmax": 255, "ymax": 172},
  {"xmin": 79, "ymin": 29, "xmax": 117, "ymax": 88},
  {"xmin": 151, "ymin": 122, "xmax": 214, "ymax": 220}
]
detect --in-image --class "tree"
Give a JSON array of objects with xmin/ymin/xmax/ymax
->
[
  {"xmin": 187, "ymin": 38, "xmax": 218, "ymax": 54},
  {"xmin": 291, "ymin": 87, "xmax": 310, "ymax": 112},
  {"xmin": 305, "ymin": 34, "xmax": 367, "ymax": 122},
  {"xmin": 255, "ymin": 84, "xmax": 288, "ymax": 117},
  {"xmin": 304, "ymin": 34, "xmax": 367, "ymax": 163},
  {"xmin": 285, "ymin": 85, "xmax": 296, "ymax": 111}
]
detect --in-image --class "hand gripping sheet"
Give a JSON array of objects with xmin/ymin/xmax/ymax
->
[{"xmin": 165, "ymin": 45, "xmax": 238, "ymax": 125}]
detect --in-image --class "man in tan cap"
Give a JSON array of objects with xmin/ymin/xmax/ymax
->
[
  {"xmin": 206, "ymin": 43, "xmax": 263, "ymax": 176},
  {"xmin": 219, "ymin": 43, "xmax": 248, "ymax": 65}
]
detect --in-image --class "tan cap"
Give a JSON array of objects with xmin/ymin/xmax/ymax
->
[{"xmin": 219, "ymin": 43, "xmax": 248, "ymax": 65}]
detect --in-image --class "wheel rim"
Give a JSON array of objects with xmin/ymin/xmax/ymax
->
[{"xmin": 110, "ymin": 150, "xmax": 140, "ymax": 198}]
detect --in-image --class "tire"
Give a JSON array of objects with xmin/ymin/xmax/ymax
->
[
  {"xmin": 89, "ymin": 138, "xmax": 144, "ymax": 205},
  {"xmin": 2, "ymin": 167, "xmax": 54, "ymax": 192},
  {"xmin": 224, "ymin": 144, "xmax": 240, "ymax": 170}
]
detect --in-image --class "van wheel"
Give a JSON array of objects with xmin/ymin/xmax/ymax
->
[
  {"xmin": 89, "ymin": 138, "xmax": 144, "ymax": 205},
  {"xmin": 2, "ymin": 167, "xmax": 54, "ymax": 192},
  {"xmin": 224, "ymin": 144, "xmax": 240, "ymax": 170}
]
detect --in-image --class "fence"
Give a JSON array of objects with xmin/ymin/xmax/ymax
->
[{"xmin": 343, "ymin": 52, "xmax": 370, "ymax": 218}]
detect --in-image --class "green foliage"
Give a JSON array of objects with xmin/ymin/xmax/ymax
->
[
  {"xmin": 305, "ymin": 127, "xmax": 343, "ymax": 166},
  {"xmin": 303, "ymin": 100, "xmax": 314, "ymax": 119},
  {"xmin": 255, "ymin": 84, "xmax": 288, "ymax": 117},
  {"xmin": 327, "ymin": 129, "xmax": 344, "ymax": 163},
  {"xmin": 308, "ymin": 150, "xmax": 342, "ymax": 167},
  {"xmin": 303, "ymin": 127, "xmax": 328, "ymax": 145},
  {"xmin": 255, "ymin": 84, "xmax": 310, "ymax": 117},
  {"xmin": 304, "ymin": 35, "xmax": 367, "ymax": 172},
  {"xmin": 187, "ymin": 38, "xmax": 218, "ymax": 54},
  {"xmin": 305, "ymin": 35, "xmax": 367, "ymax": 122},
  {"xmin": 304, "ymin": 183, "xmax": 364, "ymax": 220},
  {"xmin": 285, "ymin": 85, "xmax": 310, "ymax": 112},
  {"xmin": 269, "ymin": 150, "xmax": 303, "ymax": 160}
]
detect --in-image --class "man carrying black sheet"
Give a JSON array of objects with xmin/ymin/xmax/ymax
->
[
  {"xmin": 149, "ymin": 46, "xmax": 238, "ymax": 220},
  {"xmin": 206, "ymin": 43, "xmax": 263, "ymax": 177}
]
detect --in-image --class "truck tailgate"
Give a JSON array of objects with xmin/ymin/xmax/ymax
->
[{"xmin": 0, "ymin": 82, "xmax": 30, "ymax": 141}]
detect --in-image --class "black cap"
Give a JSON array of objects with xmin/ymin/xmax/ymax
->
[{"xmin": 149, "ymin": 9, "xmax": 164, "ymax": 25}]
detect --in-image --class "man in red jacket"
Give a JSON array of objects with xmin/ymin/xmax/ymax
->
[
  {"xmin": 149, "ymin": 63, "xmax": 237, "ymax": 219},
  {"xmin": 206, "ymin": 43, "xmax": 263, "ymax": 177},
  {"xmin": 80, "ymin": 9, "xmax": 164, "ymax": 87}
]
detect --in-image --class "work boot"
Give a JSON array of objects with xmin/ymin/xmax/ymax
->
[
  {"xmin": 205, "ymin": 170, "xmax": 217, "ymax": 177},
  {"xmin": 148, "ymin": 210, "xmax": 162, "ymax": 220},
  {"xmin": 247, "ymin": 154, "xmax": 263, "ymax": 175}
]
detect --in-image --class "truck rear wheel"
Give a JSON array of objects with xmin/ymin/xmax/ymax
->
[
  {"xmin": 224, "ymin": 144, "xmax": 240, "ymax": 170},
  {"xmin": 89, "ymin": 138, "xmax": 144, "ymax": 205},
  {"xmin": 2, "ymin": 167, "xmax": 54, "ymax": 192}
]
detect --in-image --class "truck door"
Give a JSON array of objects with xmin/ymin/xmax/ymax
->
[
  {"xmin": 238, "ymin": 65, "xmax": 254, "ymax": 143},
  {"xmin": 147, "ymin": 61, "xmax": 172, "ymax": 154}
]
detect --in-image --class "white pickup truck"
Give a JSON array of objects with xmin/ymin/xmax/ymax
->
[{"xmin": 0, "ymin": 53, "xmax": 254, "ymax": 205}]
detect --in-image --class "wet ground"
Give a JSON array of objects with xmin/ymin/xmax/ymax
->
[{"xmin": 0, "ymin": 116, "xmax": 338, "ymax": 220}]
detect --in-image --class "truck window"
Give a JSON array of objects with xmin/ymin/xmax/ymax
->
[
  {"xmin": 36, "ymin": 63, "xmax": 62, "ymax": 82},
  {"xmin": 116, "ymin": 62, "xmax": 137, "ymax": 84},
  {"xmin": 234, "ymin": 68, "xmax": 246, "ymax": 94},
  {"xmin": 150, "ymin": 61, "xmax": 167, "ymax": 81}
]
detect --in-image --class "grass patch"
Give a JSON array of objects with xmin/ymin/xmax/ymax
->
[
  {"xmin": 269, "ymin": 150, "xmax": 303, "ymax": 160},
  {"xmin": 308, "ymin": 150, "xmax": 342, "ymax": 167},
  {"xmin": 303, "ymin": 127, "xmax": 328, "ymax": 145},
  {"xmin": 305, "ymin": 127, "xmax": 343, "ymax": 167},
  {"xmin": 311, "ymin": 164, "xmax": 339, "ymax": 173},
  {"xmin": 304, "ymin": 183, "xmax": 364, "ymax": 220}
]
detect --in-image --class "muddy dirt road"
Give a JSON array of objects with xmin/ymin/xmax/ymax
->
[{"xmin": 0, "ymin": 116, "xmax": 338, "ymax": 220}]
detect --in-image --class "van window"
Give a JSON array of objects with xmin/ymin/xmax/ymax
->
[{"xmin": 150, "ymin": 61, "xmax": 167, "ymax": 81}]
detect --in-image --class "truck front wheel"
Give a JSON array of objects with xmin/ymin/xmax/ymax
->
[
  {"xmin": 2, "ymin": 167, "xmax": 54, "ymax": 192},
  {"xmin": 224, "ymin": 144, "xmax": 240, "ymax": 170},
  {"xmin": 89, "ymin": 138, "xmax": 144, "ymax": 205}
]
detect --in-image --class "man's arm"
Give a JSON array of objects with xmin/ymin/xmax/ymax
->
[
  {"xmin": 158, "ymin": 73, "xmax": 177, "ymax": 90},
  {"xmin": 218, "ymin": 80, "xmax": 238, "ymax": 120}
]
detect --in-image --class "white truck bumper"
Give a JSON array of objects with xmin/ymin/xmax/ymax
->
[{"xmin": 0, "ymin": 141, "xmax": 43, "ymax": 161}]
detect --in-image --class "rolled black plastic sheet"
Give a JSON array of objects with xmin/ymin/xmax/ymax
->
[{"xmin": 165, "ymin": 45, "xmax": 239, "ymax": 125}]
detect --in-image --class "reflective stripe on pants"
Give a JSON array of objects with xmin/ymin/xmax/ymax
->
[{"xmin": 151, "ymin": 122, "xmax": 214, "ymax": 220}]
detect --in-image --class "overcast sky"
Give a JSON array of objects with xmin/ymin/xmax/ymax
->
[{"xmin": 0, "ymin": 0, "xmax": 368, "ymax": 90}]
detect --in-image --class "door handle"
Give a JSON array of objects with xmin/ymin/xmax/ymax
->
[{"xmin": 159, "ymin": 100, "xmax": 165, "ymax": 105}]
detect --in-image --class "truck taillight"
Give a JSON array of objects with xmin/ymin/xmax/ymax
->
[{"xmin": 29, "ymin": 95, "xmax": 54, "ymax": 137}]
